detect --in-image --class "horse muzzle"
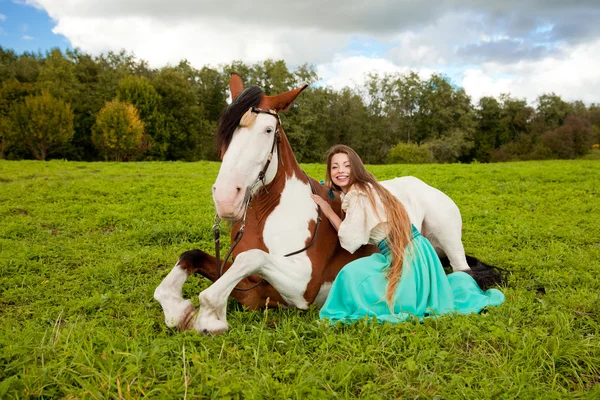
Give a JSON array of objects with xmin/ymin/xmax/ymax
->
[{"xmin": 212, "ymin": 184, "xmax": 248, "ymax": 221}]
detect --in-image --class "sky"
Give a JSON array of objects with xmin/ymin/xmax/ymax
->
[{"xmin": 1, "ymin": 0, "xmax": 600, "ymax": 105}]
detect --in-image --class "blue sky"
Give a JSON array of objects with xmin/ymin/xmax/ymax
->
[
  {"xmin": 1, "ymin": 0, "xmax": 599, "ymax": 104},
  {"xmin": 0, "ymin": 0, "xmax": 69, "ymax": 54}
]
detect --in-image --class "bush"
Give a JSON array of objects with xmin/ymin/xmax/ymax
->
[
  {"xmin": 92, "ymin": 100, "xmax": 146, "ymax": 161},
  {"xmin": 541, "ymin": 115, "xmax": 594, "ymax": 159},
  {"xmin": 8, "ymin": 90, "xmax": 74, "ymax": 160},
  {"xmin": 386, "ymin": 142, "xmax": 433, "ymax": 164},
  {"xmin": 423, "ymin": 129, "xmax": 474, "ymax": 163}
]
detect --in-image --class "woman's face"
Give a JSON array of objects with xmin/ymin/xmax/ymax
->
[{"xmin": 330, "ymin": 152, "xmax": 351, "ymax": 192}]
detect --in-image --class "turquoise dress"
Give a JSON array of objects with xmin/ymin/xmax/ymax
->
[{"xmin": 319, "ymin": 189, "xmax": 505, "ymax": 324}]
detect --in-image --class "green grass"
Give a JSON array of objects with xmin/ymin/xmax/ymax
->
[{"xmin": 1, "ymin": 159, "xmax": 599, "ymax": 399}]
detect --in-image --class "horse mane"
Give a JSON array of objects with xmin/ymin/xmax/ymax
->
[{"xmin": 216, "ymin": 86, "xmax": 263, "ymax": 155}]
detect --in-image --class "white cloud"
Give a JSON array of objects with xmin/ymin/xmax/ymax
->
[
  {"xmin": 0, "ymin": 13, "xmax": 7, "ymax": 22},
  {"xmin": 460, "ymin": 39, "xmax": 600, "ymax": 104},
  {"xmin": 317, "ymin": 55, "xmax": 436, "ymax": 91},
  {"xmin": 22, "ymin": 35, "xmax": 34, "ymax": 40},
  {"xmin": 49, "ymin": 14, "xmax": 348, "ymax": 68},
  {"xmin": 17, "ymin": 0, "xmax": 600, "ymax": 104}
]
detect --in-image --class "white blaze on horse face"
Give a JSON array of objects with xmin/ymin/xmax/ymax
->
[{"xmin": 213, "ymin": 113, "xmax": 279, "ymax": 220}]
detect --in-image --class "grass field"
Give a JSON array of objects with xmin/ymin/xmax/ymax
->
[{"xmin": 1, "ymin": 159, "xmax": 599, "ymax": 399}]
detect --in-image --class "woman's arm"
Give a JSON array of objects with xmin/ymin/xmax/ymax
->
[{"xmin": 310, "ymin": 194, "xmax": 342, "ymax": 231}]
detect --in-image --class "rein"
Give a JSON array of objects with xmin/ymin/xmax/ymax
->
[{"xmin": 212, "ymin": 108, "xmax": 322, "ymax": 292}]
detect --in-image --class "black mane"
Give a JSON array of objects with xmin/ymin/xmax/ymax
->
[{"xmin": 216, "ymin": 86, "xmax": 263, "ymax": 154}]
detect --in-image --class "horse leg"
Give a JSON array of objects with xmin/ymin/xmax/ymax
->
[
  {"xmin": 154, "ymin": 261, "xmax": 195, "ymax": 330},
  {"xmin": 416, "ymin": 187, "xmax": 471, "ymax": 272},
  {"xmin": 421, "ymin": 198, "xmax": 506, "ymax": 288},
  {"xmin": 195, "ymin": 250, "xmax": 312, "ymax": 334},
  {"xmin": 153, "ymin": 250, "xmax": 219, "ymax": 330}
]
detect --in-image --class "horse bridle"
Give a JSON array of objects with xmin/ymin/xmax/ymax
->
[{"xmin": 212, "ymin": 107, "xmax": 323, "ymax": 291}]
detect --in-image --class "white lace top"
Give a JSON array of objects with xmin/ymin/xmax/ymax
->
[{"xmin": 338, "ymin": 186, "xmax": 389, "ymax": 254}]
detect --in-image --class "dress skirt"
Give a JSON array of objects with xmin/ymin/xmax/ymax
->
[{"xmin": 319, "ymin": 225, "xmax": 505, "ymax": 324}]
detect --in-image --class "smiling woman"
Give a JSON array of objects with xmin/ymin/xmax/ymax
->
[{"xmin": 311, "ymin": 144, "xmax": 504, "ymax": 324}]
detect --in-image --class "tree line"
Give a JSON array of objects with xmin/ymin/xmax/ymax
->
[{"xmin": 1, "ymin": 46, "xmax": 598, "ymax": 163}]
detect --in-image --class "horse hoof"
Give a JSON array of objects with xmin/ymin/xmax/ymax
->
[{"xmin": 196, "ymin": 318, "xmax": 229, "ymax": 335}]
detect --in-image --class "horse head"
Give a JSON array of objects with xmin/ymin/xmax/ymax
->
[{"xmin": 212, "ymin": 73, "xmax": 307, "ymax": 221}]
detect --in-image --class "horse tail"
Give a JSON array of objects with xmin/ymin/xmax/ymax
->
[{"xmin": 439, "ymin": 255, "xmax": 508, "ymax": 290}]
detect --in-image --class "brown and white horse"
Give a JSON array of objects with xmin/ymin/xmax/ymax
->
[{"xmin": 154, "ymin": 73, "xmax": 501, "ymax": 334}]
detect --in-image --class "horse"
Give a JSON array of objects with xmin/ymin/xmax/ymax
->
[{"xmin": 154, "ymin": 73, "xmax": 503, "ymax": 334}]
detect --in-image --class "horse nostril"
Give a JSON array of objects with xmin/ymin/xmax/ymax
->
[
  {"xmin": 236, "ymin": 187, "xmax": 242, "ymax": 194},
  {"xmin": 212, "ymin": 185, "xmax": 216, "ymax": 193}
]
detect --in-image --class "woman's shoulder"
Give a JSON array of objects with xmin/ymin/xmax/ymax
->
[{"xmin": 341, "ymin": 185, "xmax": 371, "ymax": 209}]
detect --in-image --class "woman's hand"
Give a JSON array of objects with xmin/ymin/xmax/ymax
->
[
  {"xmin": 310, "ymin": 193, "xmax": 342, "ymax": 231},
  {"xmin": 310, "ymin": 193, "xmax": 332, "ymax": 213}
]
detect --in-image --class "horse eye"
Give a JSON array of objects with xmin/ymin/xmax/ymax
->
[{"xmin": 266, "ymin": 128, "xmax": 273, "ymax": 134}]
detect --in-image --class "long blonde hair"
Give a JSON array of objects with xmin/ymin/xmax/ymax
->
[{"xmin": 325, "ymin": 145, "xmax": 412, "ymax": 309}]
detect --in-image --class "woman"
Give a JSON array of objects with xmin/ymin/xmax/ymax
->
[{"xmin": 311, "ymin": 145, "xmax": 504, "ymax": 324}]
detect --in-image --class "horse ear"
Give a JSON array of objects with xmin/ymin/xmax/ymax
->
[
  {"xmin": 230, "ymin": 73, "xmax": 245, "ymax": 100},
  {"xmin": 261, "ymin": 85, "xmax": 308, "ymax": 112}
]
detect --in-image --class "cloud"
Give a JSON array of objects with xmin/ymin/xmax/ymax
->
[
  {"xmin": 0, "ymin": 13, "xmax": 7, "ymax": 22},
  {"xmin": 456, "ymin": 39, "xmax": 561, "ymax": 64},
  {"xmin": 460, "ymin": 39, "xmax": 600, "ymax": 104},
  {"xmin": 19, "ymin": 0, "xmax": 600, "ymax": 103},
  {"xmin": 22, "ymin": 35, "xmax": 34, "ymax": 40},
  {"xmin": 317, "ymin": 55, "xmax": 435, "ymax": 91}
]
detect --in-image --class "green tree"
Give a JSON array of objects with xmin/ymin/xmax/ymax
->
[
  {"xmin": 151, "ymin": 67, "xmax": 203, "ymax": 160},
  {"xmin": 424, "ymin": 129, "xmax": 475, "ymax": 163},
  {"xmin": 0, "ymin": 79, "xmax": 36, "ymax": 158},
  {"xmin": 37, "ymin": 48, "xmax": 80, "ymax": 103},
  {"xmin": 8, "ymin": 90, "xmax": 74, "ymax": 160},
  {"xmin": 416, "ymin": 74, "xmax": 475, "ymax": 144},
  {"xmin": 499, "ymin": 94, "xmax": 533, "ymax": 143},
  {"xmin": 534, "ymin": 93, "xmax": 574, "ymax": 132},
  {"xmin": 474, "ymin": 96, "xmax": 506, "ymax": 162},
  {"xmin": 386, "ymin": 142, "xmax": 433, "ymax": 164},
  {"xmin": 117, "ymin": 75, "xmax": 168, "ymax": 159},
  {"xmin": 92, "ymin": 100, "xmax": 145, "ymax": 161},
  {"xmin": 0, "ymin": 47, "xmax": 19, "ymax": 84}
]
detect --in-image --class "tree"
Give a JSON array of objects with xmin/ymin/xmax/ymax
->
[
  {"xmin": 92, "ymin": 100, "xmax": 145, "ymax": 161},
  {"xmin": 541, "ymin": 115, "xmax": 594, "ymax": 159},
  {"xmin": 8, "ymin": 90, "xmax": 74, "ymax": 160},
  {"xmin": 534, "ymin": 93, "xmax": 573, "ymax": 133},
  {"xmin": 473, "ymin": 96, "xmax": 506, "ymax": 162},
  {"xmin": 37, "ymin": 48, "xmax": 79, "ymax": 103},
  {"xmin": 0, "ymin": 46, "xmax": 19, "ymax": 84},
  {"xmin": 424, "ymin": 129, "xmax": 474, "ymax": 163},
  {"xmin": 0, "ymin": 79, "xmax": 36, "ymax": 158},
  {"xmin": 499, "ymin": 94, "xmax": 533, "ymax": 143},
  {"xmin": 386, "ymin": 142, "xmax": 433, "ymax": 164},
  {"xmin": 117, "ymin": 75, "xmax": 167, "ymax": 159}
]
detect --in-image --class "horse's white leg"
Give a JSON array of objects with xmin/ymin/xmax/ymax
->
[
  {"xmin": 383, "ymin": 177, "xmax": 472, "ymax": 272},
  {"xmin": 195, "ymin": 249, "xmax": 312, "ymax": 334},
  {"xmin": 154, "ymin": 262, "xmax": 194, "ymax": 329},
  {"xmin": 421, "ymin": 194, "xmax": 471, "ymax": 272}
]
